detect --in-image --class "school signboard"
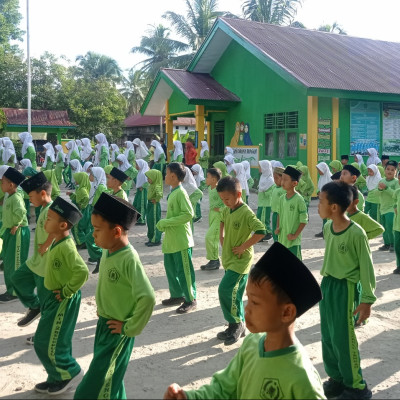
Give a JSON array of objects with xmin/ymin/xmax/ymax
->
[{"xmin": 231, "ymin": 146, "xmax": 260, "ymax": 168}]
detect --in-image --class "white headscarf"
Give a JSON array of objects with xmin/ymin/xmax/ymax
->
[
  {"xmin": 83, "ymin": 161, "xmax": 93, "ymax": 174},
  {"xmin": 133, "ymin": 138, "xmax": 149, "ymax": 159},
  {"xmin": 80, "ymin": 138, "xmax": 93, "ymax": 161},
  {"xmin": 70, "ymin": 159, "xmax": 82, "ymax": 173},
  {"xmin": 2, "ymin": 138, "xmax": 17, "ymax": 164},
  {"xmin": 200, "ymin": 141, "xmax": 209, "ymax": 157},
  {"xmin": 366, "ymin": 164, "xmax": 382, "ymax": 191},
  {"xmin": 191, "ymin": 164, "xmax": 205, "ymax": 187},
  {"xmin": 20, "ymin": 158, "xmax": 32, "ymax": 170},
  {"xmin": 136, "ymin": 159, "xmax": 149, "ymax": 188},
  {"xmin": 181, "ymin": 166, "xmax": 198, "ymax": 196},
  {"xmin": 271, "ymin": 160, "xmax": 284, "ymax": 168},
  {"xmin": 316, "ymin": 162, "xmax": 332, "ymax": 191},
  {"xmin": 366, "ymin": 148, "xmax": 381, "ymax": 166},
  {"xmin": 151, "ymin": 140, "xmax": 164, "ymax": 162},
  {"xmin": 42, "ymin": 142, "xmax": 55, "ymax": 168},
  {"xmin": 232, "ymin": 162, "xmax": 249, "ymax": 195},
  {"xmin": 124, "ymin": 141, "xmax": 134, "ymax": 159},
  {"xmin": 355, "ymin": 154, "xmax": 363, "ymax": 166},
  {"xmin": 224, "ymin": 154, "xmax": 235, "ymax": 173},
  {"xmin": 65, "ymin": 140, "xmax": 79, "ymax": 163},
  {"xmin": 110, "ymin": 144, "xmax": 120, "ymax": 162},
  {"xmin": 116, "ymin": 154, "xmax": 131, "ymax": 172},
  {"xmin": 173, "ymin": 140, "xmax": 183, "ymax": 160},
  {"xmin": 242, "ymin": 161, "xmax": 251, "ymax": 180},
  {"xmin": 88, "ymin": 167, "xmax": 107, "ymax": 204},
  {"xmin": 258, "ymin": 160, "xmax": 275, "ymax": 192},
  {"xmin": 225, "ymin": 146, "xmax": 233, "ymax": 155},
  {"xmin": 0, "ymin": 165, "xmax": 10, "ymax": 178},
  {"xmin": 55, "ymin": 144, "xmax": 66, "ymax": 162},
  {"xmin": 95, "ymin": 133, "xmax": 110, "ymax": 161},
  {"xmin": 76, "ymin": 139, "xmax": 82, "ymax": 148},
  {"xmin": 0, "ymin": 138, "xmax": 3, "ymax": 151},
  {"xmin": 93, "ymin": 144, "xmax": 100, "ymax": 166},
  {"xmin": 18, "ymin": 132, "xmax": 35, "ymax": 157}
]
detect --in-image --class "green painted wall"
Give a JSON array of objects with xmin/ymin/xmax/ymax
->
[
  {"xmin": 317, "ymin": 97, "xmax": 333, "ymax": 163},
  {"xmin": 168, "ymin": 88, "xmax": 195, "ymax": 116}
]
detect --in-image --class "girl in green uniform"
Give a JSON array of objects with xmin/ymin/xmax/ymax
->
[
  {"xmin": 94, "ymin": 133, "xmax": 110, "ymax": 168},
  {"xmin": 2, "ymin": 138, "xmax": 17, "ymax": 166},
  {"xmin": 351, "ymin": 162, "xmax": 367, "ymax": 193},
  {"xmin": 231, "ymin": 163, "xmax": 248, "ymax": 203},
  {"xmin": 41, "ymin": 142, "xmax": 55, "ymax": 171},
  {"xmin": 297, "ymin": 165, "xmax": 315, "ymax": 212},
  {"xmin": 182, "ymin": 166, "xmax": 202, "ymax": 233},
  {"xmin": 83, "ymin": 161, "xmax": 93, "ymax": 175},
  {"xmin": 257, "ymin": 160, "xmax": 275, "ymax": 241},
  {"xmin": 191, "ymin": 163, "xmax": 206, "ymax": 222},
  {"xmin": 65, "ymin": 141, "xmax": 80, "ymax": 188},
  {"xmin": 133, "ymin": 160, "xmax": 149, "ymax": 225},
  {"xmin": 54, "ymin": 145, "xmax": 65, "ymax": 185},
  {"xmin": 199, "ymin": 140, "xmax": 209, "ymax": 176},
  {"xmin": 0, "ymin": 138, "xmax": 4, "ymax": 166},
  {"xmin": 242, "ymin": 160, "xmax": 254, "ymax": 202},
  {"xmin": 213, "ymin": 161, "xmax": 229, "ymax": 178},
  {"xmin": 151, "ymin": 139, "xmax": 166, "ymax": 175},
  {"xmin": 133, "ymin": 138, "xmax": 151, "ymax": 162},
  {"xmin": 171, "ymin": 140, "xmax": 183, "ymax": 163},
  {"xmin": 365, "ymin": 164, "xmax": 381, "ymax": 221},
  {"xmin": 223, "ymin": 154, "xmax": 235, "ymax": 176},
  {"xmin": 80, "ymin": 138, "xmax": 93, "ymax": 164},
  {"xmin": 43, "ymin": 169, "xmax": 60, "ymax": 201},
  {"xmin": 123, "ymin": 141, "xmax": 136, "ymax": 166},
  {"xmin": 110, "ymin": 144, "xmax": 121, "ymax": 168},
  {"xmin": 144, "ymin": 169, "xmax": 163, "ymax": 246},
  {"xmin": 354, "ymin": 154, "xmax": 368, "ymax": 177},
  {"xmin": 18, "ymin": 132, "xmax": 37, "ymax": 169},
  {"xmin": 116, "ymin": 154, "xmax": 137, "ymax": 197}
]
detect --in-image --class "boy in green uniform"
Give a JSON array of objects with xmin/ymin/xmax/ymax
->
[
  {"xmin": 156, "ymin": 163, "xmax": 197, "ymax": 314},
  {"xmin": 378, "ymin": 160, "xmax": 399, "ymax": 252},
  {"xmin": 275, "ymin": 166, "xmax": 308, "ymax": 260},
  {"xmin": 200, "ymin": 168, "xmax": 225, "ymax": 271},
  {"xmin": 393, "ymin": 172, "xmax": 400, "ymax": 274},
  {"xmin": 106, "ymin": 167, "xmax": 129, "ymax": 200},
  {"xmin": 12, "ymin": 173, "xmax": 54, "ymax": 328},
  {"xmin": 74, "ymin": 193, "xmax": 155, "ymax": 400},
  {"xmin": 270, "ymin": 166, "xmax": 285, "ymax": 242},
  {"xmin": 34, "ymin": 196, "xmax": 88, "ymax": 395},
  {"xmin": 318, "ymin": 181, "xmax": 375, "ymax": 400},
  {"xmin": 145, "ymin": 169, "xmax": 163, "ymax": 247},
  {"xmin": 164, "ymin": 242, "xmax": 325, "ymax": 400},
  {"xmin": 0, "ymin": 168, "xmax": 30, "ymax": 303},
  {"xmin": 340, "ymin": 164, "xmax": 365, "ymax": 211},
  {"xmin": 216, "ymin": 176, "xmax": 265, "ymax": 345}
]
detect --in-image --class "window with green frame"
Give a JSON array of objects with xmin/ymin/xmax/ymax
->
[{"xmin": 264, "ymin": 111, "xmax": 299, "ymax": 159}]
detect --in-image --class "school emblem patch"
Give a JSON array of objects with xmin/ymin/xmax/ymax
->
[
  {"xmin": 108, "ymin": 268, "xmax": 120, "ymax": 283},
  {"xmin": 290, "ymin": 204, "xmax": 295, "ymax": 212},
  {"xmin": 53, "ymin": 258, "xmax": 62, "ymax": 270},
  {"xmin": 338, "ymin": 242, "xmax": 348, "ymax": 254},
  {"xmin": 233, "ymin": 221, "xmax": 241, "ymax": 230},
  {"xmin": 260, "ymin": 378, "xmax": 283, "ymax": 399}
]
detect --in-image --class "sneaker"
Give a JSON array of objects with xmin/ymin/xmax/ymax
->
[
  {"xmin": 194, "ymin": 217, "xmax": 202, "ymax": 223},
  {"xmin": 393, "ymin": 268, "xmax": 400, "ymax": 274},
  {"xmin": 216, "ymin": 325, "xmax": 231, "ymax": 340},
  {"xmin": 176, "ymin": 299, "xmax": 197, "ymax": 314},
  {"xmin": 201, "ymin": 259, "xmax": 220, "ymax": 271},
  {"xmin": 92, "ymin": 260, "xmax": 100, "ymax": 275},
  {"xmin": 389, "ymin": 245, "xmax": 395, "ymax": 252},
  {"xmin": 87, "ymin": 258, "xmax": 97, "ymax": 265},
  {"xmin": 17, "ymin": 308, "xmax": 41, "ymax": 327},
  {"xmin": 47, "ymin": 369, "xmax": 84, "ymax": 395},
  {"xmin": 31, "ymin": 227, "xmax": 36, "ymax": 232},
  {"xmin": 336, "ymin": 384, "xmax": 372, "ymax": 400},
  {"xmin": 147, "ymin": 241, "xmax": 161, "ymax": 247},
  {"xmin": 0, "ymin": 293, "xmax": 19, "ymax": 304},
  {"xmin": 379, "ymin": 244, "xmax": 390, "ymax": 251},
  {"xmin": 224, "ymin": 322, "xmax": 246, "ymax": 345},
  {"xmin": 264, "ymin": 232, "xmax": 273, "ymax": 241},
  {"xmin": 35, "ymin": 381, "xmax": 50, "ymax": 393},
  {"xmin": 162, "ymin": 297, "xmax": 185, "ymax": 306},
  {"xmin": 323, "ymin": 378, "xmax": 345, "ymax": 398},
  {"xmin": 26, "ymin": 336, "xmax": 34, "ymax": 345},
  {"xmin": 315, "ymin": 231, "xmax": 324, "ymax": 238}
]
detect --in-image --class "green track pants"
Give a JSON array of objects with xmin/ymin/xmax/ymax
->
[
  {"xmin": 381, "ymin": 212, "xmax": 394, "ymax": 246},
  {"xmin": 257, "ymin": 206, "xmax": 272, "ymax": 234},
  {"xmin": 133, "ymin": 188, "xmax": 147, "ymax": 224},
  {"xmin": 394, "ymin": 230, "xmax": 400, "ymax": 268},
  {"xmin": 364, "ymin": 201, "xmax": 378, "ymax": 221},
  {"xmin": 205, "ymin": 219, "xmax": 220, "ymax": 260},
  {"xmin": 146, "ymin": 201, "xmax": 162, "ymax": 243},
  {"xmin": 272, "ymin": 212, "xmax": 279, "ymax": 242}
]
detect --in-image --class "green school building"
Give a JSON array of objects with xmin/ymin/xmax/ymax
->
[{"xmin": 141, "ymin": 17, "xmax": 400, "ymax": 185}]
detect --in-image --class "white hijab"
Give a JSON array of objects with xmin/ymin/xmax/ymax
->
[
  {"xmin": 271, "ymin": 160, "xmax": 284, "ymax": 168},
  {"xmin": 224, "ymin": 154, "xmax": 235, "ymax": 173},
  {"xmin": 232, "ymin": 162, "xmax": 249, "ymax": 196},
  {"xmin": 173, "ymin": 140, "xmax": 183, "ymax": 160},
  {"xmin": 110, "ymin": 144, "xmax": 120, "ymax": 162},
  {"xmin": 124, "ymin": 141, "xmax": 134, "ymax": 159},
  {"xmin": 116, "ymin": 154, "xmax": 131, "ymax": 172},
  {"xmin": 80, "ymin": 138, "xmax": 93, "ymax": 161},
  {"xmin": 55, "ymin": 144, "xmax": 66, "ymax": 162},
  {"xmin": 0, "ymin": 165, "xmax": 10, "ymax": 178},
  {"xmin": 70, "ymin": 159, "xmax": 82, "ymax": 173},
  {"xmin": 88, "ymin": 167, "xmax": 107, "ymax": 204},
  {"xmin": 83, "ymin": 161, "xmax": 93, "ymax": 174},
  {"xmin": 2, "ymin": 138, "xmax": 17, "ymax": 164},
  {"xmin": 20, "ymin": 158, "xmax": 32, "ymax": 170},
  {"xmin": 151, "ymin": 140, "xmax": 164, "ymax": 162},
  {"xmin": 42, "ymin": 142, "xmax": 55, "ymax": 168},
  {"xmin": 366, "ymin": 164, "xmax": 382, "ymax": 191},
  {"xmin": 355, "ymin": 154, "xmax": 363, "ymax": 166},
  {"xmin": 19, "ymin": 132, "xmax": 35, "ymax": 157},
  {"xmin": 191, "ymin": 164, "xmax": 205, "ymax": 187},
  {"xmin": 242, "ymin": 161, "xmax": 251, "ymax": 180},
  {"xmin": 316, "ymin": 162, "xmax": 332, "ymax": 191},
  {"xmin": 258, "ymin": 160, "xmax": 275, "ymax": 192},
  {"xmin": 366, "ymin": 148, "xmax": 381, "ymax": 166},
  {"xmin": 65, "ymin": 140, "xmax": 79, "ymax": 163},
  {"xmin": 95, "ymin": 133, "xmax": 110, "ymax": 161},
  {"xmin": 136, "ymin": 159, "xmax": 149, "ymax": 188},
  {"xmin": 225, "ymin": 146, "xmax": 233, "ymax": 155},
  {"xmin": 182, "ymin": 166, "xmax": 198, "ymax": 196},
  {"xmin": 133, "ymin": 138, "xmax": 149, "ymax": 160},
  {"xmin": 200, "ymin": 141, "xmax": 209, "ymax": 157},
  {"xmin": 93, "ymin": 144, "xmax": 100, "ymax": 166}
]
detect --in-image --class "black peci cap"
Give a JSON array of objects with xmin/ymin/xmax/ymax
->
[
  {"xmin": 381, "ymin": 155, "xmax": 389, "ymax": 160},
  {"xmin": 341, "ymin": 155, "xmax": 349, "ymax": 160},
  {"xmin": 110, "ymin": 167, "xmax": 128, "ymax": 183},
  {"xmin": 331, "ymin": 171, "xmax": 342, "ymax": 181},
  {"xmin": 50, "ymin": 196, "xmax": 82, "ymax": 226},
  {"xmin": 343, "ymin": 164, "xmax": 361, "ymax": 178},
  {"xmin": 20, "ymin": 172, "xmax": 48, "ymax": 194},
  {"xmin": 386, "ymin": 160, "xmax": 398, "ymax": 168},
  {"xmin": 283, "ymin": 166, "xmax": 302, "ymax": 181},
  {"xmin": 3, "ymin": 167, "xmax": 26, "ymax": 186}
]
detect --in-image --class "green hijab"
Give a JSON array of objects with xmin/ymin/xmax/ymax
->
[
  {"xmin": 22, "ymin": 167, "xmax": 38, "ymax": 177},
  {"xmin": 329, "ymin": 160, "xmax": 343, "ymax": 173},
  {"xmin": 73, "ymin": 172, "xmax": 91, "ymax": 193},
  {"xmin": 145, "ymin": 169, "xmax": 163, "ymax": 201},
  {"xmin": 213, "ymin": 161, "xmax": 229, "ymax": 178},
  {"xmin": 43, "ymin": 170, "xmax": 60, "ymax": 200},
  {"xmin": 104, "ymin": 165, "xmax": 113, "ymax": 175}
]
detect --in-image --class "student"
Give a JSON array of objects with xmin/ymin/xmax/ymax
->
[
  {"xmin": 315, "ymin": 162, "xmax": 332, "ymax": 238},
  {"xmin": 231, "ymin": 163, "xmax": 248, "ymax": 203},
  {"xmin": 365, "ymin": 164, "xmax": 382, "ymax": 221},
  {"xmin": 82, "ymin": 161, "xmax": 93, "ymax": 175},
  {"xmin": 80, "ymin": 138, "xmax": 93, "ymax": 164},
  {"xmin": 347, "ymin": 186, "xmax": 384, "ymax": 240},
  {"xmin": 297, "ymin": 165, "xmax": 315, "ymax": 213},
  {"xmin": 123, "ymin": 140, "xmax": 136, "ymax": 166},
  {"xmin": 340, "ymin": 164, "xmax": 365, "ymax": 211},
  {"xmin": 33, "ymin": 197, "xmax": 88, "ymax": 395},
  {"xmin": 41, "ymin": 142, "xmax": 55, "ymax": 171},
  {"xmin": 242, "ymin": 160, "xmax": 254, "ymax": 203},
  {"xmin": 224, "ymin": 154, "xmax": 235, "ymax": 175},
  {"xmin": 151, "ymin": 139, "xmax": 166, "ymax": 175},
  {"xmin": 198, "ymin": 141, "xmax": 209, "ymax": 176},
  {"xmin": 54, "ymin": 144, "xmax": 65, "ymax": 185},
  {"xmin": 213, "ymin": 161, "xmax": 229, "ymax": 178},
  {"xmin": 366, "ymin": 148, "xmax": 381, "ymax": 166},
  {"xmin": 182, "ymin": 166, "xmax": 203, "ymax": 230},
  {"xmin": 191, "ymin": 163, "xmax": 206, "ymax": 222},
  {"xmin": 257, "ymin": 160, "xmax": 275, "ymax": 241},
  {"xmin": 171, "ymin": 140, "xmax": 183, "ymax": 163},
  {"xmin": 117, "ymin": 154, "xmax": 138, "ymax": 197},
  {"xmin": 12, "ymin": 173, "xmax": 54, "ymax": 327},
  {"xmin": 378, "ymin": 160, "xmax": 399, "ymax": 252},
  {"xmin": 144, "ymin": 169, "xmax": 163, "ymax": 247},
  {"xmin": 19, "ymin": 132, "xmax": 37, "ymax": 169},
  {"xmin": 65, "ymin": 141, "xmax": 81, "ymax": 189},
  {"xmin": 133, "ymin": 159, "xmax": 149, "ymax": 225},
  {"xmin": 340, "ymin": 154, "xmax": 349, "ymax": 166},
  {"xmin": 74, "ymin": 193, "xmax": 155, "ymax": 400},
  {"xmin": 354, "ymin": 154, "xmax": 368, "ymax": 177},
  {"xmin": 156, "ymin": 163, "xmax": 196, "ymax": 313},
  {"xmin": 393, "ymin": 172, "xmax": 400, "ymax": 274},
  {"xmin": 329, "ymin": 160, "xmax": 343, "ymax": 174},
  {"xmin": 270, "ymin": 166, "xmax": 285, "ymax": 242},
  {"xmin": 200, "ymin": 168, "xmax": 224, "ymax": 271},
  {"xmin": 2, "ymin": 137, "xmax": 17, "ymax": 166},
  {"xmin": 216, "ymin": 176, "xmax": 265, "ymax": 345},
  {"xmin": 318, "ymin": 181, "xmax": 375, "ymax": 400},
  {"xmin": 95, "ymin": 133, "xmax": 110, "ymax": 168},
  {"xmin": 351, "ymin": 162, "xmax": 367, "ymax": 193},
  {"xmin": 43, "ymin": 169, "xmax": 60, "ymax": 201},
  {"xmin": 133, "ymin": 138, "xmax": 150, "ymax": 161},
  {"xmin": 0, "ymin": 168, "xmax": 30, "ymax": 303},
  {"xmin": 70, "ymin": 159, "xmax": 83, "ymax": 188},
  {"xmin": 275, "ymin": 166, "xmax": 308, "ymax": 260},
  {"xmin": 184, "ymin": 141, "xmax": 197, "ymax": 169},
  {"xmin": 381, "ymin": 155, "xmax": 389, "ymax": 168},
  {"xmin": 107, "ymin": 167, "xmax": 129, "ymax": 200},
  {"xmin": 110, "ymin": 143, "xmax": 121, "ymax": 168}
]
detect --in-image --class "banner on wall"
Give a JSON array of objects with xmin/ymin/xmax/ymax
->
[
  {"xmin": 231, "ymin": 146, "xmax": 259, "ymax": 168},
  {"xmin": 383, "ymin": 109, "xmax": 400, "ymax": 155},
  {"xmin": 350, "ymin": 101, "xmax": 380, "ymax": 155},
  {"xmin": 317, "ymin": 118, "xmax": 331, "ymax": 162}
]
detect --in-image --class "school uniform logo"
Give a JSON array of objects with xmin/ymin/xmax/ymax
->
[
  {"xmin": 289, "ymin": 204, "xmax": 295, "ymax": 212},
  {"xmin": 233, "ymin": 221, "xmax": 241, "ymax": 230},
  {"xmin": 260, "ymin": 378, "xmax": 283, "ymax": 399},
  {"xmin": 53, "ymin": 258, "xmax": 62, "ymax": 270},
  {"xmin": 338, "ymin": 242, "xmax": 348, "ymax": 254},
  {"xmin": 108, "ymin": 267, "xmax": 120, "ymax": 283}
]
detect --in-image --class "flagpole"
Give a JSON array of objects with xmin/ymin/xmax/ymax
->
[{"xmin": 27, "ymin": 0, "xmax": 31, "ymax": 133}]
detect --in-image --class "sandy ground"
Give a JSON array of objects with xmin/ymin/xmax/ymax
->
[{"xmin": 0, "ymin": 187, "xmax": 400, "ymax": 399}]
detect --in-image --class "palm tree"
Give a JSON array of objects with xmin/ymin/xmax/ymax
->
[
  {"xmin": 242, "ymin": 0, "xmax": 303, "ymax": 25},
  {"xmin": 318, "ymin": 22, "xmax": 347, "ymax": 35},
  {"xmin": 75, "ymin": 51, "xmax": 122, "ymax": 83},
  {"xmin": 131, "ymin": 24, "xmax": 192, "ymax": 80},
  {"xmin": 120, "ymin": 69, "xmax": 150, "ymax": 115}
]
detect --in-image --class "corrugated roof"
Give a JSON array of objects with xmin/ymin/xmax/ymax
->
[
  {"xmin": 124, "ymin": 114, "xmax": 196, "ymax": 127},
  {"xmin": 217, "ymin": 18, "xmax": 400, "ymax": 94},
  {"xmin": 3, "ymin": 108, "xmax": 75, "ymax": 127},
  {"xmin": 162, "ymin": 69, "xmax": 241, "ymax": 102}
]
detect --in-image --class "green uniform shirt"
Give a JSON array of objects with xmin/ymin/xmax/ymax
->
[
  {"xmin": 379, "ymin": 178, "xmax": 399, "ymax": 214},
  {"xmin": 348, "ymin": 210, "xmax": 384, "ymax": 240},
  {"xmin": 44, "ymin": 236, "xmax": 89, "ymax": 299},
  {"xmin": 356, "ymin": 189, "xmax": 365, "ymax": 211},
  {"xmin": 99, "ymin": 146, "xmax": 109, "ymax": 168},
  {"xmin": 146, "ymin": 170, "xmax": 163, "ymax": 202},
  {"xmin": 322, "ymin": 221, "xmax": 376, "ymax": 304},
  {"xmin": 127, "ymin": 149, "xmax": 136, "ymax": 165},
  {"xmin": 257, "ymin": 184, "xmax": 275, "ymax": 207},
  {"xmin": 208, "ymin": 187, "xmax": 225, "ymax": 226},
  {"xmin": 277, "ymin": 192, "xmax": 308, "ymax": 248},
  {"xmin": 112, "ymin": 188, "xmax": 128, "ymax": 201},
  {"xmin": 221, "ymin": 203, "xmax": 265, "ymax": 275},
  {"xmin": 393, "ymin": 187, "xmax": 400, "ymax": 232},
  {"xmin": 271, "ymin": 186, "xmax": 285, "ymax": 213},
  {"xmin": 156, "ymin": 185, "xmax": 194, "ymax": 254},
  {"xmin": 24, "ymin": 146, "xmax": 38, "ymax": 169},
  {"xmin": 96, "ymin": 244, "xmax": 155, "ymax": 337},
  {"xmin": 199, "ymin": 150, "xmax": 209, "ymax": 169},
  {"xmin": 56, "ymin": 152, "xmax": 64, "ymax": 167},
  {"xmin": 26, "ymin": 202, "xmax": 52, "ymax": 277},
  {"xmin": 2, "ymin": 191, "xmax": 28, "ymax": 228},
  {"xmin": 185, "ymin": 333, "xmax": 325, "ymax": 400},
  {"xmin": 365, "ymin": 187, "xmax": 380, "ymax": 204},
  {"xmin": 70, "ymin": 150, "xmax": 80, "ymax": 161}
]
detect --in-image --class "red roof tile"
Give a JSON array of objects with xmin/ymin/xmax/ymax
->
[{"xmin": 2, "ymin": 108, "xmax": 75, "ymax": 127}]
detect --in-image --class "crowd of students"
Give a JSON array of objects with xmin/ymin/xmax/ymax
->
[{"xmin": 0, "ymin": 133, "xmax": 397, "ymax": 399}]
